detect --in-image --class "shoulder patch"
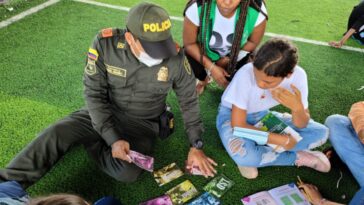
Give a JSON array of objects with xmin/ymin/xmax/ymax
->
[
  {"xmin": 85, "ymin": 60, "xmax": 97, "ymax": 76},
  {"xmin": 101, "ymin": 28, "xmax": 113, "ymax": 38},
  {"xmin": 183, "ymin": 57, "xmax": 192, "ymax": 75}
]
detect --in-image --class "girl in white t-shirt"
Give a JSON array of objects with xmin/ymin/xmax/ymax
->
[
  {"xmin": 216, "ymin": 38, "xmax": 330, "ymax": 179},
  {"xmin": 183, "ymin": 0, "xmax": 267, "ymax": 94}
]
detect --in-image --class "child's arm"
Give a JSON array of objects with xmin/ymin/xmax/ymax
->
[
  {"xmin": 271, "ymin": 84, "xmax": 310, "ymax": 128},
  {"xmin": 231, "ymin": 105, "xmax": 297, "ymax": 150},
  {"xmin": 348, "ymin": 101, "xmax": 364, "ymax": 144}
]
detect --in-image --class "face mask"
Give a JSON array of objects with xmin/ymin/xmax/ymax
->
[
  {"xmin": 136, "ymin": 50, "xmax": 163, "ymax": 67},
  {"xmin": 131, "ymin": 38, "xmax": 163, "ymax": 67}
]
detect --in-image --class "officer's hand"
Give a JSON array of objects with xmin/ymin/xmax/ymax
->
[
  {"xmin": 210, "ymin": 65, "xmax": 229, "ymax": 88},
  {"xmin": 111, "ymin": 140, "xmax": 132, "ymax": 163},
  {"xmin": 187, "ymin": 148, "xmax": 217, "ymax": 178}
]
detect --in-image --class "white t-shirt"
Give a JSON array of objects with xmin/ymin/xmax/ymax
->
[
  {"xmin": 221, "ymin": 63, "xmax": 309, "ymax": 114},
  {"xmin": 185, "ymin": 2, "xmax": 267, "ymax": 56}
]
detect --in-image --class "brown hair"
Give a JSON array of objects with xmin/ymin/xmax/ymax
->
[{"xmin": 29, "ymin": 194, "xmax": 89, "ymax": 205}]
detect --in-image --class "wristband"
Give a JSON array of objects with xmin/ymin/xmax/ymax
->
[
  {"xmin": 233, "ymin": 127, "xmax": 269, "ymax": 145},
  {"xmin": 206, "ymin": 62, "xmax": 215, "ymax": 76},
  {"xmin": 207, "ymin": 62, "xmax": 215, "ymax": 71},
  {"xmin": 283, "ymin": 135, "xmax": 290, "ymax": 147}
]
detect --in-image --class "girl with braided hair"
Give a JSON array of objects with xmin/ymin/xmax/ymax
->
[{"xmin": 183, "ymin": 0, "xmax": 267, "ymax": 94}]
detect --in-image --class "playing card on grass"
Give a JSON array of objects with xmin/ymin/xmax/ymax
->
[{"xmin": 129, "ymin": 150, "xmax": 154, "ymax": 172}]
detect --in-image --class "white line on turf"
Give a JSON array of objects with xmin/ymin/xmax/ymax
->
[
  {"xmin": 1, "ymin": 0, "xmax": 363, "ymax": 53},
  {"xmin": 0, "ymin": 0, "xmax": 60, "ymax": 29},
  {"xmin": 73, "ymin": 0, "xmax": 364, "ymax": 54}
]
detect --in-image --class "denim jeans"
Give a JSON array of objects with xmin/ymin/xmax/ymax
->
[
  {"xmin": 325, "ymin": 114, "xmax": 364, "ymax": 187},
  {"xmin": 216, "ymin": 105, "xmax": 329, "ymax": 167},
  {"xmin": 350, "ymin": 187, "xmax": 364, "ymax": 205},
  {"xmin": 326, "ymin": 114, "xmax": 364, "ymax": 205}
]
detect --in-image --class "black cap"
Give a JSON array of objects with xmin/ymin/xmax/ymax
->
[{"xmin": 126, "ymin": 2, "xmax": 178, "ymax": 59}]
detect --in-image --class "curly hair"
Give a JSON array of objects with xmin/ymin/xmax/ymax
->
[{"xmin": 253, "ymin": 38, "xmax": 298, "ymax": 78}]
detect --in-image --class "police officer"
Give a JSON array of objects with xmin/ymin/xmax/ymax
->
[{"xmin": 0, "ymin": 2, "xmax": 217, "ymax": 189}]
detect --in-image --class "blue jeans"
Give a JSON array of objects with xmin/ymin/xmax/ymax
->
[
  {"xmin": 325, "ymin": 114, "xmax": 364, "ymax": 187},
  {"xmin": 216, "ymin": 105, "xmax": 328, "ymax": 167},
  {"xmin": 350, "ymin": 187, "xmax": 364, "ymax": 205}
]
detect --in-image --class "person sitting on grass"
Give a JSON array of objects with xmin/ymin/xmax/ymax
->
[
  {"xmin": 183, "ymin": 0, "xmax": 268, "ymax": 94},
  {"xmin": 316, "ymin": 101, "xmax": 364, "ymax": 205},
  {"xmin": 0, "ymin": 181, "xmax": 122, "ymax": 205},
  {"xmin": 329, "ymin": 0, "xmax": 364, "ymax": 48},
  {"xmin": 0, "ymin": 2, "xmax": 217, "ymax": 191},
  {"xmin": 216, "ymin": 38, "xmax": 330, "ymax": 179}
]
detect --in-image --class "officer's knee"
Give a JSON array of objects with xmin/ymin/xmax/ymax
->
[
  {"xmin": 40, "ymin": 122, "xmax": 69, "ymax": 140},
  {"xmin": 42, "ymin": 121, "xmax": 81, "ymax": 145}
]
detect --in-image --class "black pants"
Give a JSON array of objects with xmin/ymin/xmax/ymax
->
[
  {"xmin": 0, "ymin": 109, "xmax": 159, "ymax": 189},
  {"xmin": 185, "ymin": 52, "xmax": 251, "ymax": 82}
]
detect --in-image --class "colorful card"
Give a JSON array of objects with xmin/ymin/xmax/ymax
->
[
  {"xmin": 129, "ymin": 150, "xmax": 154, "ymax": 172},
  {"xmin": 203, "ymin": 175, "xmax": 234, "ymax": 198},
  {"xmin": 166, "ymin": 180, "xmax": 199, "ymax": 205},
  {"xmin": 139, "ymin": 195, "xmax": 173, "ymax": 205},
  {"xmin": 187, "ymin": 192, "xmax": 221, "ymax": 205},
  {"xmin": 153, "ymin": 162, "xmax": 184, "ymax": 186}
]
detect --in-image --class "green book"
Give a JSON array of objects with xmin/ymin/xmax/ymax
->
[
  {"xmin": 203, "ymin": 174, "xmax": 234, "ymax": 198},
  {"xmin": 254, "ymin": 112, "xmax": 302, "ymax": 153}
]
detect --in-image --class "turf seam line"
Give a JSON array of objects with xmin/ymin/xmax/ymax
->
[
  {"xmin": 0, "ymin": 0, "xmax": 61, "ymax": 29},
  {"xmin": 73, "ymin": 0, "xmax": 364, "ymax": 54}
]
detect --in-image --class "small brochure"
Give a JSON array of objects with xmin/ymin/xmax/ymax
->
[
  {"xmin": 153, "ymin": 162, "xmax": 184, "ymax": 186},
  {"xmin": 203, "ymin": 175, "xmax": 234, "ymax": 198},
  {"xmin": 139, "ymin": 195, "xmax": 173, "ymax": 205},
  {"xmin": 187, "ymin": 192, "xmax": 221, "ymax": 205},
  {"xmin": 166, "ymin": 180, "xmax": 199, "ymax": 205},
  {"xmin": 241, "ymin": 183, "xmax": 310, "ymax": 205},
  {"xmin": 129, "ymin": 150, "xmax": 154, "ymax": 172}
]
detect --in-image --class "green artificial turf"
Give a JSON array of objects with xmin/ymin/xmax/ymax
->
[
  {"xmin": 96, "ymin": 0, "xmax": 364, "ymax": 48},
  {"xmin": 0, "ymin": 0, "xmax": 49, "ymax": 22},
  {"xmin": 0, "ymin": 0, "xmax": 363, "ymax": 204}
]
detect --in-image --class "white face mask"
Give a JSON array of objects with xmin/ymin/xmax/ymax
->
[
  {"xmin": 131, "ymin": 38, "xmax": 163, "ymax": 67},
  {"xmin": 136, "ymin": 50, "xmax": 163, "ymax": 67}
]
